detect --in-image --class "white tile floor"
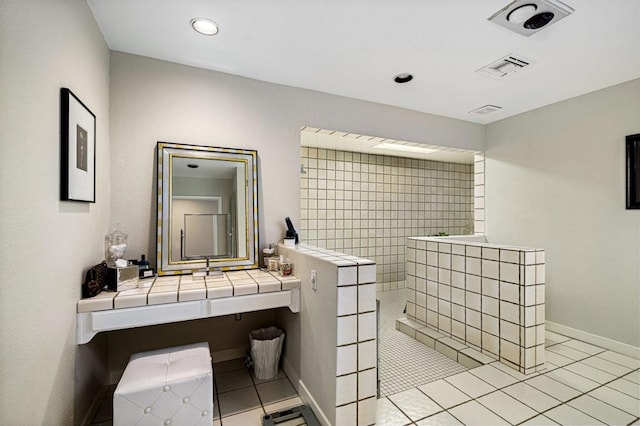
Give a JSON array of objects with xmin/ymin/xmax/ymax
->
[
  {"xmin": 91, "ymin": 288, "xmax": 640, "ymax": 425},
  {"xmin": 376, "ymin": 289, "xmax": 640, "ymax": 425}
]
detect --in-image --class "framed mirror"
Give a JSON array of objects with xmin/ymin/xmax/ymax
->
[{"xmin": 157, "ymin": 142, "xmax": 259, "ymax": 274}]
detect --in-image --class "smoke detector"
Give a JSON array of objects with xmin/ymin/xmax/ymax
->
[
  {"xmin": 477, "ymin": 54, "xmax": 531, "ymax": 79},
  {"xmin": 488, "ymin": 0, "xmax": 574, "ymax": 37}
]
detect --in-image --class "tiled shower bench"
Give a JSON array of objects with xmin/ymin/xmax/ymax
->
[{"xmin": 76, "ymin": 269, "xmax": 301, "ymax": 344}]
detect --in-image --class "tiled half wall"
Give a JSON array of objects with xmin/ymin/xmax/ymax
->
[
  {"xmin": 278, "ymin": 244, "xmax": 377, "ymax": 426},
  {"xmin": 406, "ymin": 236, "xmax": 546, "ymax": 374},
  {"xmin": 300, "ymin": 147, "xmax": 474, "ymax": 289}
]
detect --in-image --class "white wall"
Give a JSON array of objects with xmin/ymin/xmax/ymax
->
[
  {"xmin": 0, "ymin": 0, "xmax": 111, "ymax": 424},
  {"xmin": 485, "ymin": 79, "xmax": 640, "ymax": 347},
  {"xmin": 108, "ymin": 51, "xmax": 485, "ymax": 263}
]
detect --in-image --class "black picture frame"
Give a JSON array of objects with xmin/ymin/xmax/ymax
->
[
  {"xmin": 626, "ymin": 133, "xmax": 640, "ymax": 209},
  {"xmin": 60, "ymin": 88, "xmax": 96, "ymax": 202}
]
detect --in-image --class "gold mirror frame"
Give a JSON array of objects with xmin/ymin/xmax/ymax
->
[{"xmin": 156, "ymin": 142, "xmax": 259, "ymax": 275}]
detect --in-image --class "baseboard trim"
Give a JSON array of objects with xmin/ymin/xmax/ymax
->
[
  {"xmin": 281, "ymin": 357, "xmax": 333, "ymax": 425},
  {"xmin": 282, "ymin": 356, "xmax": 330, "ymax": 426},
  {"xmin": 297, "ymin": 379, "xmax": 331, "ymax": 426},
  {"xmin": 281, "ymin": 356, "xmax": 300, "ymax": 393},
  {"xmin": 547, "ymin": 321, "xmax": 640, "ymax": 359}
]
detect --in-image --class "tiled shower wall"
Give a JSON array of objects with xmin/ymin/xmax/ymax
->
[{"xmin": 300, "ymin": 147, "xmax": 474, "ymax": 289}]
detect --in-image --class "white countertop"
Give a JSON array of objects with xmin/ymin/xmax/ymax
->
[{"xmin": 76, "ymin": 269, "xmax": 301, "ymax": 344}]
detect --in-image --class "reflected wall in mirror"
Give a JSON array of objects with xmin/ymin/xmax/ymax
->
[{"xmin": 157, "ymin": 142, "xmax": 258, "ymax": 274}]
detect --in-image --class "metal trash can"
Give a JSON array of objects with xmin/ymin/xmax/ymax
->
[{"xmin": 249, "ymin": 326, "xmax": 285, "ymax": 380}]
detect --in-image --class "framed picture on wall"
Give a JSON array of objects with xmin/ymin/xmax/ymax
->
[
  {"xmin": 626, "ymin": 133, "xmax": 640, "ymax": 209},
  {"xmin": 60, "ymin": 88, "xmax": 96, "ymax": 202}
]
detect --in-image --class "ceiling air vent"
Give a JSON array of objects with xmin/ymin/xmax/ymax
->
[
  {"xmin": 477, "ymin": 54, "xmax": 531, "ymax": 79},
  {"xmin": 469, "ymin": 105, "xmax": 503, "ymax": 115}
]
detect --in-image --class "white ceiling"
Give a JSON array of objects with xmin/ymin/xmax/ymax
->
[{"xmin": 88, "ymin": 0, "xmax": 639, "ymax": 126}]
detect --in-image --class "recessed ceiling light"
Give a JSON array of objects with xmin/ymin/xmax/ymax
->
[
  {"xmin": 393, "ymin": 73, "xmax": 414, "ymax": 84},
  {"xmin": 374, "ymin": 142, "xmax": 437, "ymax": 154},
  {"xmin": 190, "ymin": 18, "xmax": 219, "ymax": 36}
]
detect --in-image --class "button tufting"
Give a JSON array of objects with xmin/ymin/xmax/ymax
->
[{"xmin": 113, "ymin": 343, "xmax": 213, "ymax": 424}]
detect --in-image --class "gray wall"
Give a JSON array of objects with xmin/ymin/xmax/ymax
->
[
  {"xmin": 0, "ymin": 0, "xmax": 111, "ymax": 424},
  {"xmin": 485, "ymin": 78, "xmax": 640, "ymax": 347}
]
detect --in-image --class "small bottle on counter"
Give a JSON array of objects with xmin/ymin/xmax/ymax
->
[
  {"xmin": 279, "ymin": 257, "xmax": 293, "ymax": 277},
  {"xmin": 138, "ymin": 254, "xmax": 153, "ymax": 278}
]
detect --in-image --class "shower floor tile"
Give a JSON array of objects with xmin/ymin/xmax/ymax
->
[{"xmin": 377, "ymin": 289, "xmax": 468, "ymax": 397}]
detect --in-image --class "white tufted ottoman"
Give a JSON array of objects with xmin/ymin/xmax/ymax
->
[{"xmin": 113, "ymin": 342, "xmax": 213, "ymax": 426}]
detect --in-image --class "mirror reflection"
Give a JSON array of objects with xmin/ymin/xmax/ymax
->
[{"xmin": 157, "ymin": 142, "xmax": 258, "ymax": 274}]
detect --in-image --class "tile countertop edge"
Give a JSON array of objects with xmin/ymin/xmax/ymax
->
[{"xmin": 77, "ymin": 271, "xmax": 301, "ymax": 313}]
